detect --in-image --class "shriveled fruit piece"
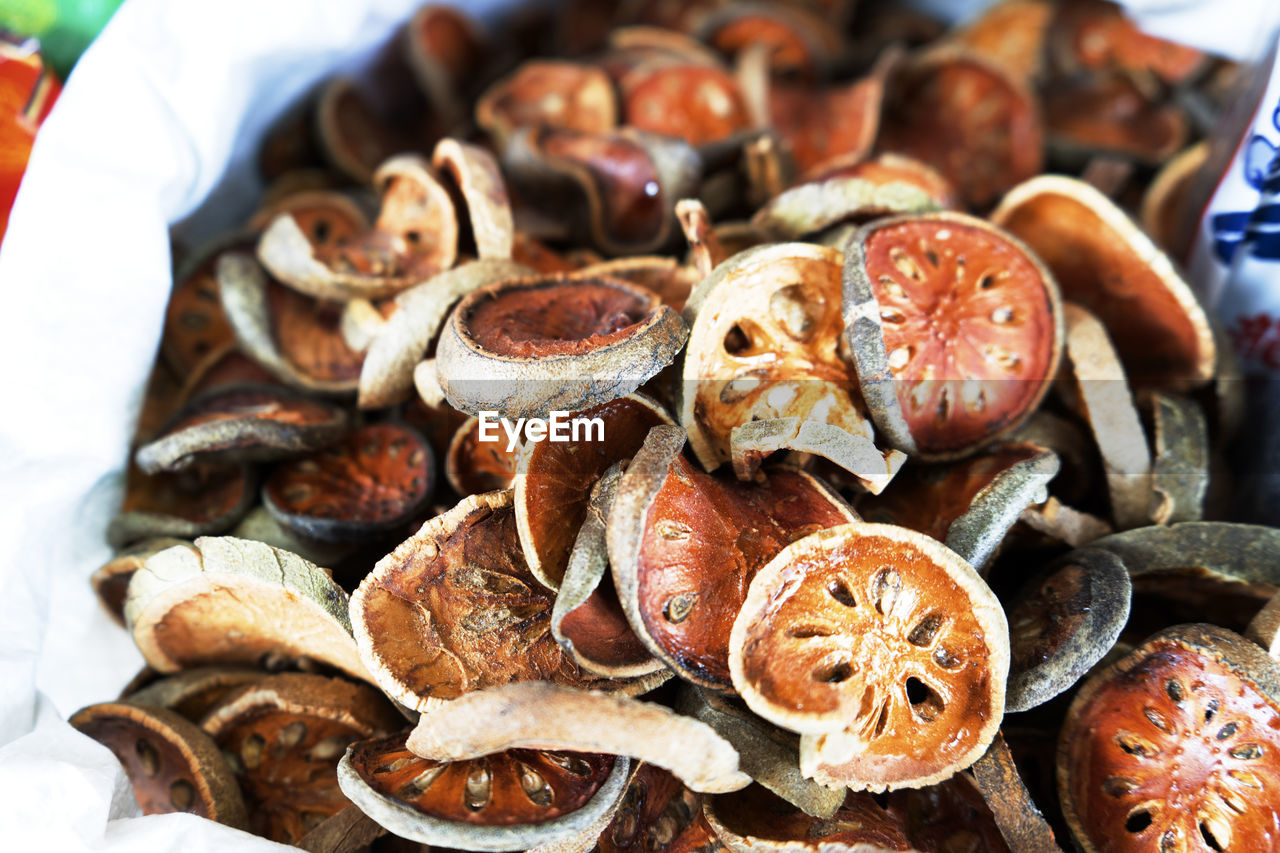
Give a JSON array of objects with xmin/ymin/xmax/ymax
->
[
  {"xmin": 967, "ymin": 734, "xmax": 1061, "ymax": 852},
  {"xmin": 435, "ymin": 273, "xmax": 688, "ymax": 419},
  {"xmin": 729, "ymin": 523, "xmax": 1008, "ymax": 790},
  {"xmin": 217, "ymin": 252, "xmax": 365, "ymax": 394},
  {"xmin": 751, "ymin": 170, "xmax": 944, "ymax": 242},
  {"xmin": 879, "ymin": 50, "xmax": 1042, "ymax": 209},
  {"xmin": 433, "ymin": 138, "xmax": 514, "ymax": 262},
  {"xmin": 552, "ymin": 464, "xmax": 665, "ymax": 679},
  {"xmin": 703, "ymin": 784, "xmax": 913, "ymax": 853},
  {"xmin": 107, "ymin": 462, "xmax": 256, "ymax": 548},
  {"xmin": 406, "ymin": 682, "xmax": 750, "ymax": 794},
  {"xmin": 358, "ymin": 259, "xmax": 532, "ymax": 409},
  {"xmin": 991, "ymin": 175, "xmax": 1215, "ymax": 388},
  {"xmin": 476, "ymin": 61, "xmax": 618, "ymax": 147},
  {"xmin": 1049, "ymin": 0, "xmax": 1207, "ymax": 85},
  {"xmin": 1018, "ymin": 496, "xmax": 1113, "ymax": 549},
  {"xmin": 162, "ymin": 233, "xmax": 249, "ymax": 377},
  {"xmin": 885, "ymin": 772, "xmax": 1014, "ymax": 853},
  {"xmin": 69, "ymin": 700, "xmax": 248, "ymax": 828},
  {"xmin": 843, "ymin": 212, "xmax": 1062, "ymax": 459},
  {"xmin": 134, "ymin": 386, "xmax": 348, "ymax": 474},
  {"xmin": 859, "ymin": 442, "xmax": 1060, "ymax": 571},
  {"xmin": 263, "ymin": 423, "xmax": 435, "ymax": 543},
  {"xmin": 127, "ymin": 667, "xmax": 265, "ymax": 722},
  {"xmin": 517, "ymin": 394, "xmax": 672, "ymax": 590},
  {"xmin": 1059, "ymin": 624, "xmax": 1280, "ymax": 853},
  {"xmin": 125, "ymin": 537, "xmax": 370, "ymax": 682},
  {"xmin": 766, "ymin": 62, "xmax": 890, "ymax": 175},
  {"xmin": 680, "ymin": 242, "xmax": 903, "ymax": 492},
  {"xmin": 1044, "ymin": 72, "xmax": 1189, "ymax": 165},
  {"xmin": 597, "ymin": 763, "xmax": 724, "ymax": 853},
  {"xmin": 259, "ymin": 155, "xmax": 458, "ymax": 302},
  {"xmin": 446, "ymin": 415, "xmax": 520, "ymax": 496},
  {"xmin": 339, "ymin": 731, "xmax": 629, "ymax": 852},
  {"xmin": 622, "ymin": 63, "xmax": 749, "ymax": 147},
  {"xmin": 945, "ymin": 0, "xmax": 1053, "ymax": 82},
  {"xmin": 608, "ymin": 425, "xmax": 856, "ymax": 690},
  {"xmin": 314, "ymin": 78, "xmax": 431, "ymax": 186},
  {"xmin": 92, "ymin": 537, "xmax": 188, "ymax": 625},
  {"xmin": 200, "ymin": 673, "xmax": 404, "ymax": 843},
  {"xmin": 1006, "ymin": 548, "xmax": 1131, "ymax": 712},
  {"xmin": 1146, "ymin": 391, "xmax": 1210, "ymax": 525}
]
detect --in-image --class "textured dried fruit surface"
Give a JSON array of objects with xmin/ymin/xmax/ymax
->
[
  {"xmin": 265, "ymin": 274, "xmax": 365, "ymax": 383},
  {"xmin": 625, "ymin": 65, "xmax": 749, "ymax": 147},
  {"xmin": 1060, "ymin": 625, "xmax": 1280, "ymax": 853},
  {"xmin": 886, "ymin": 774, "xmax": 1012, "ymax": 853},
  {"xmin": 448, "ymin": 415, "xmax": 519, "ymax": 496},
  {"xmin": 705, "ymin": 784, "xmax": 913, "ymax": 852},
  {"xmin": 597, "ymin": 765, "xmax": 716, "ymax": 853}
]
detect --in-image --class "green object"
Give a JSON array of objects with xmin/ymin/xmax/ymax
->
[{"xmin": 0, "ymin": 0, "xmax": 124, "ymax": 76}]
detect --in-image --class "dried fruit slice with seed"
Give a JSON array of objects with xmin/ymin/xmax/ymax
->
[
  {"xmin": 406, "ymin": 682, "xmax": 750, "ymax": 794},
  {"xmin": 69, "ymin": 700, "xmax": 248, "ymax": 828},
  {"xmin": 608, "ymin": 425, "xmax": 857, "ymax": 690},
  {"xmin": 1058, "ymin": 623, "xmax": 1280, "ymax": 853},
  {"xmin": 680, "ymin": 242, "xmax": 903, "ymax": 492},
  {"xmin": 446, "ymin": 415, "xmax": 520, "ymax": 496},
  {"xmin": 1006, "ymin": 548, "xmax": 1131, "ymax": 712},
  {"xmin": 703, "ymin": 784, "xmax": 913, "ymax": 853},
  {"xmin": 967, "ymin": 734, "xmax": 1061, "ymax": 852},
  {"xmin": 622, "ymin": 63, "xmax": 749, "ymax": 147},
  {"xmin": 263, "ymin": 423, "xmax": 435, "ymax": 543},
  {"xmin": 339, "ymin": 731, "xmax": 629, "ymax": 852},
  {"xmin": 728, "ymin": 523, "xmax": 1007, "ymax": 790},
  {"xmin": 991, "ymin": 175, "xmax": 1215, "ymax": 388},
  {"xmin": 597, "ymin": 763, "xmax": 725, "ymax": 853},
  {"xmin": 1145, "ymin": 391, "xmax": 1209, "ymax": 525},
  {"xmin": 126, "ymin": 667, "xmax": 266, "ymax": 722},
  {"xmin": 435, "ymin": 273, "xmax": 688, "ymax": 419},
  {"xmin": 884, "ymin": 772, "xmax": 1014, "ymax": 852},
  {"xmin": 92, "ymin": 537, "xmax": 188, "ymax": 625},
  {"xmin": 107, "ymin": 462, "xmax": 256, "ymax": 548},
  {"xmin": 517, "ymin": 394, "xmax": 673, "ymax": 591},
  {"xmin": 163, "ymin": 233, "xmax": 250, "ymax": 377},
  {"xmin": 126, "ymin": 537, "xmax": 370, "ymax": 681},
  {"xmin": 259, "ymin": 155, "xmax": 458, "ymax": 302},
  {"xmin": 134, "ymin": 385, "xmax": 348, "ymax": 474},
  {"xmin": 476, "ymin": 61, "xmax": 618, "ymax": 147},
  {"xmin": 843, "ymin": 211, "xmax": 1062, "ymax": 460},
  {"xmin": 200, "ymin": 673, "xmax": 404, "ymax": 843}
]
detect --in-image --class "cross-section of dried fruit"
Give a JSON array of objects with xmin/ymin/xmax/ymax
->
[
  {"xmin": 729, "ymin": 523, "xmax": 1008, "ymax": 791},
  {"xmin": 339, "ymin": 730, "xmax": 629, "ymax": 852},
  {"xmin": 843, "ymin": 212, "xmax": 1062, "ymax": 460},
  {"xmin": 884, "ymin": 771, "xmax": 1015, "ymax": 852},
  {"xmin": 433, "ymin": 138, "xmax": 515, "ymax": 262},
  {"xmin": 1058, "ymin": 624, "xmax": 1280, "ymax": 853},
  {"xmin": 608, "ymin": 425, "xmax": 857, "ymax": 690},
  {"xmin": 703, "ymin": 784, "xmax": 913, "ymax": 853},
  {"xmin": 622, "ymin": 63, "xmax": 749, "ymax": 147},
  {"xmin": 69, "ymin": 701, "xmax": 249, "ymax": 828},
  {"xmin": 766, "ymin": 60, "xmax": 891, "ymax": 175},
  {"xmin": 1043, "ymin": 72, "xmax": 1189, "ymax": 166},
  {"xmin": 107, "ymin": 462, "xmax": 256, "ymax": 548},
  {"xmin": 162, "ymin": 233, "xmax": 250, "ymax": 378},
  {"xmin": 476, "ymin": 61, "xmax": 618, "ymax": 147},
  {"xmin": 126, "ymin": 667, "xmax": 266, "ymax": 722},
  {"xmin": 597, "ymin": 763, "xmax": 724, "ymax": 853},
  {"xmin": 1048, "ymin": 0, "xmax": 1207, "ymax": 85},
  {"xmin": 263, "ymin": 423, "xmax": 435, "ymax": 543},
  {"xmin": 446, "ymin": 415, "xmax": 520, "ymax": 496},
  {"xmin": 92, "ymin": 538, "xmax": 190, "ymax": 626}
]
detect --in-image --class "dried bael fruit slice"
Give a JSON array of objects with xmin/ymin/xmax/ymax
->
[
  {"xmin": 1049, "ymin": 0, "xmax": 1207, "ymax": 85},
  {"xmin": 517, "ymin": 394, "xmax": 673, "ymax": 590},
  {"xmin": 162, "ymin": 233, "xmax": 249, "ymax": 378},
  {"xmin": 944, "ymin": 0, "xmax": 1053, "ymax": 83},
  {"xmin": 435, "ymin": 274, "xmax": 688, "ymax": 419},
  {"xmin": 859, "ymin": 442, "xmax": 1060, "ymax": 572},
  {"xmin": 433, "ymin": 139, "xmax": 515, "ymax": 262},
  {"xmin": 700, "ymin": 2, "xmax": 839, "ymax": 79},
  {"xmin": 843, "ymin": 212, "xmax": 1062, "ymax": 459},
  {"xmin": 622, "ymin": 63, "xmax": 749, "ymax": 147},
  {"xmin": 878, "ymin": 49, "xmax": 1042, "ymax": 209},
  {"xmin": 231, "ymin": 505, "xmax": 356, "ymax": 569},
  {"xmin": 259, "ymin": 155, "xmax": 458, "ymax": 302},
  {"xmin": 703, "ymin": 784, "xmax": 913, "ymax": 853},
  {"xmin": 1141, "ymin": 142, "xmax": 1210, "ymax": 256},
  {"xmin": 1146, "ymin": 391, "xmax": 1209, "ymax": 525},
  {"xmin": 446, "ymin": 415, "xmax": 520, "ymax": 496},
  {"xmin": 125, "ymin": 537, "xmax": 370, "ymax": 682},
  {"xmin": 406, "ymin": 5, "xmax": 486, "ymax": 131},
  {"xmin": 766, "ymin": 62, "xmax": 891, "ymax": 176},
  {"xmin": 476, "ymin": 61, "xmax": 618, "ymax": 147},
  {"xmin": 69, "ymin": 700, "xmax": 249, "ymax": 828},
  {"xmin": 339, "ymin": 731, "xmax": 629, "ymax": 852},
  {"xmin": 1005, "ymin": 548, "xmax": 1131, "ymax": 712},
  {"xmin": 553, "ymin": 464, "xmax": 664, "ymax": 678},
  {"xmin": 728, "ymin": 523, "xmax": 1008, "ymax": 790},
  {"xmin": 217, "ymin": 252, "xmax": 365, "ymax": 394},
  {"xmin": 750, "ymin": 168, "xmax": 944, "ymax": 242},
  {"xmin": 127, "ymin": 666, "xmax": 265, "ymax": 722},
  {"xmin": 1043, "ymin": 72, "xmax": 1189, "ymax": 165},
  {"xmin": 107, "ymin": 462, "xmax": 256, "ymax": 548},
  {"xmin": 314, "ymin": 77, "xmax": 430, "ymax": 186},
  {"xmin": 263, "ymin": 423, "xmax": 435, "ymax": 543},
  {"xmin": 1059, "ymin": 624, "xmax": 1280, "ymax": 853},
  {"xmin": 406, "ymin": 682, "xmax": 750, "ymax": 794},
  {"xmin": 295, "ymin": 804, "xmax": 387, "ymax": 853},
  {"xmin": 200, "ymin": 673, "xmax": 404, "ymax": 843},
  {"xmin": 991, "ymin": 175, "xmax": 1215, "ymax": 388},
  {"xmin": 608, "ymin": 425, "xmax": 856, "ymax": 690},
  {"xmin": 967, "ymin": 734, "xmax": 1061, "ymax": 852},
  {"xmin": 92, "ymin": 537, "xmax": 189, "ymax": 625},
  {"xmin": 884, "ymin": 772, "xmax": 1014, "ymax": 853},
  {"xmin": 597, "ymin": 763, "xmax": 725, "ymax": 853},
  {"xmin": 134, "ymin": 386, "xmax": 348, "ymax": 474},
  {"xmin": 679, "ymin": 242, "xmax": 903, "ymax": 493}
]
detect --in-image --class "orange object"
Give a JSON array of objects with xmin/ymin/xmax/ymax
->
[{"xmin": 0, "ymin": 35, "xmax": 61, "ymax": 244}]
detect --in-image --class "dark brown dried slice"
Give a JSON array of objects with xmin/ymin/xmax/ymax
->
[
  {"xmin": 296, "ymin": 804, "xmax": 387, "ymax": 853},
  {"xmin": 703, "ymin": 784, "xmax": 913, "ymax": 853},
  {"xmin": 884, "ymin": 772, "xmax": 1014, "ymax": 853},
  {"xmin": 134, "ymin": 385, "xmax": 348, "ymax": 474},
  {"xmin": 1049, "ymin": 0, "xmax": 1207, "ymax": 85},
  {"xmin": 945, "ymin": 0, "xmax": 1053, "ymax": 82},
  {"xmin": 1044, "ymin": 72, "xmax": 1189, "ymax": 166},
  {"xmin": 699, "ymin": 2, "xmax": 839, "ymax": 79},
  {"xmin": 967, "ymin": 734, "xmax": 1062, "ymax": 852},
  {"xmin": 435, "ymin": 273, "xmax": 688, "ymax": 419},
  {"xmin": 516, "ymin": 393, "xmax": 673, "ymax": 590},
  {"xmin": 126, "ymin": 667, "xmax": 266, "ymax": 722},
  {"xmin": 1006, "ymin": 548, "xmax": 1132, "ymax": 712},
  {"xmin": 69, "ymin": 700, "xmax": 248, "ymax": 827},
  {"xmin": 107, "ymin": 462, "xmax": 256, "ymax": 548},
  {"xmin": 200, "ymin": 673, "xmax": 403, "ymax": 843},
  {"xmin": 1146, "ymin": 391, "xmax": 1210, "ymax": 525},
  {"xmin": 339, "ymin": 731, "xmax": 629, "ymax": 852},
  {"xmin": 92, "ymin": 538, "xmax": 188, "ymax": 625},
  {"xmin": 607, "ymin": 425, "xmax": 856, "ymax": 690},
  {"xmin": 597, "ymin": 763, "xmax": 724, "ymax": 853},
  {"xmin": 446, "ymin": 415, "xmax": 520, "ymax": 496},
  {"xmin": 991, "ymin": 175, "xmax": 1216, "ymax": 388},
  {"xmin": 879, "ymin": 49, "xmax": 1042, "ymax": 209},
  {"xmin": 1058, "ymin": 624, "xmax": 1280, "ymax": 853},
  {"xmin": 622, "ymin": 63, "xmax": 749, "ymax": 147},
  {"xmin": 259, "ymin": 155, "xmax": 457, "ymax": 302},
  {"xmin": 405, "ymin": 4, "xmax": 486, "ymax": 130},
  {"xmin": 729, "ymin": 523, "xmax": 1008, "ymax": 790},
  {"xmin": 163, "ymin": 232, "xmax": 250, "ymax": 377},
  {"xmin": 1141, "ymin": 142, "xmax": 1210, "ymax": 256},
  {"xmin": 217, "ymin": 252, "xmax": 365, "ymax": 394},
  {"xmin": 476, "ymin": 61, "xmax": 618, "ymax": 147},
  {"xmin": 843, "ymin": 212, "xmax": 1063, "ymax": 459},
  {"xmin": 406, "ymin": 682, "xmax": 750, "ymax": 794},
  {"xmin": 263, "ymin": 423, "xmax": 435, "ymax": 543},
  {"xmin": 314, "ymin": 76, "xmax": 431, "ymax": 186},
  {"xmin": 125, "ymin": 536, "xmax": 370, "ymax": 682},
  {"xmin": 553, "ymin": 463, "xmax": 665, "ymax": 679},
  {"xmin": 573, "ymin": 255, "xmax": 700, "ymax": 320}
]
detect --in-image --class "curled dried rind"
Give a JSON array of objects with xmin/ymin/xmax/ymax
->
[
  {"xmin": 1146, "ymin": 391, "xmax": 1209, "ymax": 525},
  {"xmin": 433, "ymin": 138, "xmax": 515, "ymax": 261}
]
